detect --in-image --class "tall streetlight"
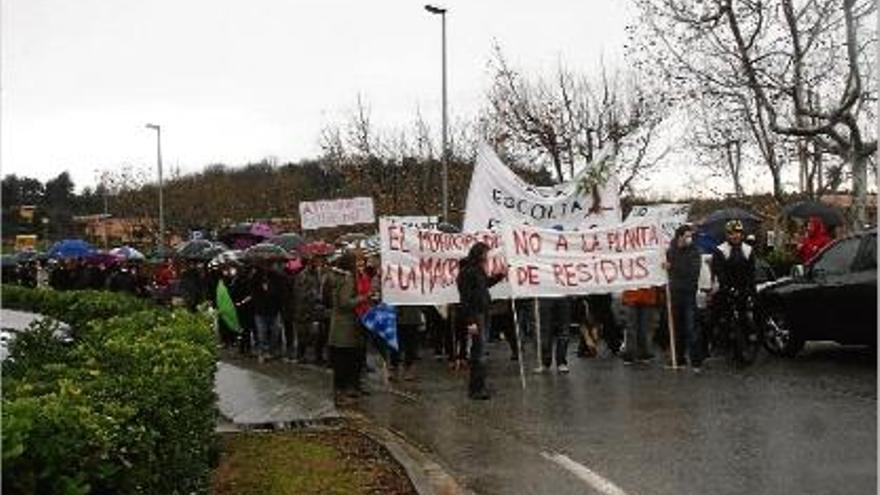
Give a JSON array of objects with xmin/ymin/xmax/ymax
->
[
  {"xmin": 145, "ymin": 123, "xmax": 164, "ymax": 249},
  {"xmin": 425, "ymin": 4, "xmax": 448, "ymax": 222}
]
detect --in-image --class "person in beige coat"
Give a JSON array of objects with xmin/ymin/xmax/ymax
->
[{"xmin": 327, "ymin": 251, "xmax": 368, "ymax": 404}]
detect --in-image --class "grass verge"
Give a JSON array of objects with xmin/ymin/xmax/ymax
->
[{"xmin": 212, "ymin": 428, "xmax": 417, "ymax": 495}]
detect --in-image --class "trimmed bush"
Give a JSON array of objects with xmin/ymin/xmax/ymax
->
[
  {"xmin": 1, "ymin": 285, "xmax": 152, "ymax": 334},
  {"xmin": 2, "ymin": 287, "xmax": 217, "ymax": 495}
]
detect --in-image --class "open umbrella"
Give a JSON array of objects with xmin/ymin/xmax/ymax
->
[
  {"xmin": 84, "ymin": 252, "xmax": 120, "ymax": 267},
  {"xmin": 210, "ymin": 250, "xmax": 242, "ymax": 267},
  {"xmin": 782, "ymin": 200, "xmax": 845, "ymax": 227},
  {"xmin": 220, "ymin": 222, "xmax": 274, "ymax": 249},
  {"xmin": 47, "ymin": 239, "xmax": 96, "ymax": 259},
  {"xmin": 175, "ymin": 239, "xmax": 218, "ymax": 260},
  {"xmin": 300, "ymin": 240, "xmax": 335, "ymax": 257},
  {"xmin": 698, "ymin": 208, "xmax": 762, "ymax": 241},
  {"xmin": 268, "ymin": 233, "xmax": 305, "ymax": 253},
  {"xmin": 249, "ymin": 222, "xmax": 274, "ymax": 238},
  {"xmin": 15, "ymin": 250, "xmax": 45, "ymax": 263},
  {"xmin": 2, "ymin": 254, "xmax": 19, "ymax": 268},
  {"xmin": 336, "ymin": 232, "xmax": 369, "ymax": 245},
  {"xmin": 110, "ymin": 245, "xmax": 146, "ymax": 261},
  {"xmin": 243, "ymin": 242, "xmax": 290, "ymax": 261},
  {"xmin": 197, "ymin": 244, "xmax": 227, "ymax": 261}
]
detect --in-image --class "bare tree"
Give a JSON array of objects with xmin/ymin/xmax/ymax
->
[
  {"xmin": 633, "ymin": 0, "xmax": 877, "ymax": 225},
  {"xmin": 483, "ymin": 45, "xmax": 672, "ymax": 195}
]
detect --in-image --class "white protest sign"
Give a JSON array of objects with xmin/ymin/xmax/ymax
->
[
  {"xmin": 383, "ymin": 215, "xmax": 440, "ymax": 231},
  {"xmin": 626, "ymin": 203, "xmax": 690, "ymax": 245},
  {"xmin": 299, "ymin": 197, "xmax": 375, "ymax": 230},
  {"xmin": 500, "ymin": 218, "xmax": 668, "ymax": 299},
  {"xmin": 379, "ymin": 218, "xmax": 510, "ymax": 305},
  {"xmin": 463, "ymin": 144, "xmax": 622, "ymax": 232}
]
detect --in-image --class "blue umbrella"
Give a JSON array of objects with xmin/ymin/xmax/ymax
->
[{"xmin": 47, "ymin": 239, "xmax": 96, "ymax": 259}]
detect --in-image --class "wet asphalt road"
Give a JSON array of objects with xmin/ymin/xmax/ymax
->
[{"xmin": 354, "ymin": 340, "xmax": 876, "ymax": 495}]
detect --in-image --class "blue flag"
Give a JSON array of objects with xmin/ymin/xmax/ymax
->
[{"xmin": 360, "ymin": 303, "xmax": 399, "ymax": 352}]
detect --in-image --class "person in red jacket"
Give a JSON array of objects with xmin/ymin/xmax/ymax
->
[{"xmin": 797, "ymin": 216, "xmax": 832, "ymax": 263}]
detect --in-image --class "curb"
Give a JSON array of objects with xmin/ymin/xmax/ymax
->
[{"xmin": 345, "ymin": 411, "xmax": 472, "ymax": 495}]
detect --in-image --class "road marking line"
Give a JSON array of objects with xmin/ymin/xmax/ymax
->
[{"xmin": 540, "ymin": 451, "xmax": 629, "ymax": 495}]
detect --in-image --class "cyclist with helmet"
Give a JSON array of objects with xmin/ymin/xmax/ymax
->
[
  {"xmin": 709, "ymin": 220, "xmax": 758, "ymax": 358},
  {"xmin": 711, "ymin": 220, "xmax": 756, "ymax": 293}
]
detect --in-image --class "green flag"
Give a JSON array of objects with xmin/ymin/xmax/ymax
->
[{"xmin": 216, "ymin": 280, "xmax": 241, "ymax": 333}]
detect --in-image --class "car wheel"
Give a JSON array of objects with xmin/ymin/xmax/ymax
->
[{"xmin": 762, "ymin": 306, "xmax": 804, "ymax": 358}]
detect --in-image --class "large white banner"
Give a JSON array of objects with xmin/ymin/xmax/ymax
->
[
  {"xmin": 299, "ymin": 197, "xmax": 375, "ymax": 230},
  {"xmin": 379, "ymin": 218, "xmax": 510, "ymax": 305},
  {"xmin": 626, "ymin": 203, "xmax": 690, "ymax": 246},
  {"xmin": 463, "ymin": 144, "xmax": 622, "ymax": 232},
  {"xmin": 500, "ymin": 218, "xmax": 668, "ymax": 299}
]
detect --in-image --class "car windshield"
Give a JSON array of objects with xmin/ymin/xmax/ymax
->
[
  {"xmin": 810, "ymin": 237, "xmax": 861, "ymax": 276},
  {"xmin": 852, "ymin": 234, "xmax": 877, "ymax": 271}
]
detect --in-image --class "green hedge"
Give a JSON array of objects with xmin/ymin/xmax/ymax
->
[
  {"xmin": 1, "ymin": 285, "xmax": 153, "ymax": 335},
  {"xmin": 2, "ymin": 287, "xmax": 218, "ymax": 495}
]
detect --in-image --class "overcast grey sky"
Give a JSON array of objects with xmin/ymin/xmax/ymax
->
[{"xmin": 1, "ymin": 0, "xmax": 633, "ymax": 190}]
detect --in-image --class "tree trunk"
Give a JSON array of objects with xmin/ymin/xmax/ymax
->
[
  {"xmin": 771, "ymin": 165, "xmax": 784, "ymax": 202},
  {"xmin": 852, "ymin": 152, "xmax": 868, "ymax": 228}
]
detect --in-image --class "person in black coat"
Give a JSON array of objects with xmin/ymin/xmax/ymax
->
[
  {"xmin": 666, "ymin": 224, "xmax": 704, "ymax": 369},
  {"xmin": 456, "ymin": 242, "xmax": 507, "ymax": 400},
  {"xmin": 106, "ymin": 264, "xmax": 138, "ymax": 295}
]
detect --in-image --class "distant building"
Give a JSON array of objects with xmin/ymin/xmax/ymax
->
[{"xmin": 73, "ymin": 215, "xmax": 156, "ymax": 248}]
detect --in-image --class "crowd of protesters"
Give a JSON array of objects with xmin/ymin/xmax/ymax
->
[{"xmin": 3, "ymin": 214, "xmax": 840, "ymax": 404}]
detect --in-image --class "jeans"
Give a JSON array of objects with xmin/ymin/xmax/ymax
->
[
  {"xmin": 624, "ymin": 306, "xmax": 656, "ymax": 358},
  {"xmin": 468, "ymin": 315, "xmax": 488, "ymax": 395},
  {"xmin": 391, "ymin": 324, "xmax": 420, "ymax": 369},
  {"xmin": 254, "ymin": 313, "xmax": 282, "ymax": 356},
  {"xmin": 539, "ymin": 298, "xmax": 571, "ymax": 367},
  {"xmin": 671, "ymin": 291, "xmax": 702, "ymax": 366}
]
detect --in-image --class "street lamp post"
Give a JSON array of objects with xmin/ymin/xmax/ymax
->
[
  {"xmin": 145, "ymin": 124, "xmax": 164, "ymax": 249},
  {"xmin": 425, "ymin": 4, "xmax": 448, "ymax": 222}
]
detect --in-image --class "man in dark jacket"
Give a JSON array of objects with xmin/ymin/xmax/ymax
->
[
  {"xmin": 250, "ymin": 265, "xmax": 285, "ymax": 362},
  {"xmin": 456, "ymin": 242, "xmax": 507, "ymax": 400},
  {"xmin": 666, "ymin": 224, "xmax": 704, "ymax": 370}
]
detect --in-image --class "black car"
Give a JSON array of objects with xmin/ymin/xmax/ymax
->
[{"xmin": 758, "ymin": 230, "xmax": 877, "ymax": 357}]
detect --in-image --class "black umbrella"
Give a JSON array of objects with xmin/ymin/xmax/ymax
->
[
  {"xmin": 16, "ymin": 250, "xmax": 45, "ymax": 263},
  {"xmin": 699, "ymin": 208, "xmax": 762, "ymax": 241},
  {"xmin": 268, "ymin": 233, "xmax": 305, "ymax": 253},
  {"xmin": 195, "ymin": 244, "xmax": 227, "ymax": 261},
  {"xmin": 782, "ymin": 201, "xmax": 844, "ymax": 227},
  {"xmin": 175, "ymin": 239, "xmax": 216, "ymax": 259},
  {"xmin": 243, "ymin": 242, "xmax": 290, "ymax": 261}
]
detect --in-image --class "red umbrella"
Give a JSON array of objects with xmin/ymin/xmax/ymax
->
[{"xmin": 300, "ymin": 241, "xmax": 334, "ymax": 257}]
